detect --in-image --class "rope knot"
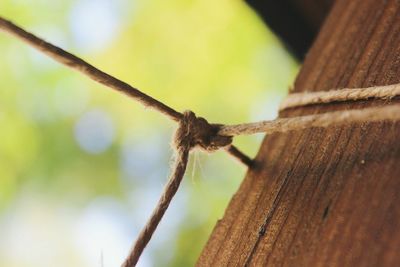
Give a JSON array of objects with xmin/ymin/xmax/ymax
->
[{"xmin": 174, "ymin": 110, "xmax": 232, "ymax": 152}]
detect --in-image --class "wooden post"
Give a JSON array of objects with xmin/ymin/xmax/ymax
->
[{"xmin": 198, "ymin": 0, "xmax": 400, "ymax": 266}]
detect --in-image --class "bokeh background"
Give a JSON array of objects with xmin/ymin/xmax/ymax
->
[{"xmin": 0, "ymin": 0, "xmax": 298, "ymax": 266}]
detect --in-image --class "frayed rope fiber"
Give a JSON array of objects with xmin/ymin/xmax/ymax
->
[{"xmin": 1, "ymin": 16, "xmax": 400, "ymax": 267}]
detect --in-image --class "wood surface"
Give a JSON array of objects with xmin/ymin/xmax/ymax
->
[{"xmin": 198, "ymin": 0, "xmax": 400, "ymax": 266}]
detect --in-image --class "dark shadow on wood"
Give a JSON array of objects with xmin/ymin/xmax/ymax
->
[{"xmin": 246, "ymin": 0, "xmax": 334, "ymax": 60}]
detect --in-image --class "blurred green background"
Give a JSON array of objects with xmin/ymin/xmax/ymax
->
[{"xmin": 0, "ymin": 0, "xmax": 298, "ymax": 266}]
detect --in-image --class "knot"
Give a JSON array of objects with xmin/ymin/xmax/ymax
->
[{"xmin": 174, "ymin": 111, "xmax": 232, "ymax": 152}]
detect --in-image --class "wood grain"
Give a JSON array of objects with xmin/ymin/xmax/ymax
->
[{"xmin": 198, "ymin": 0, "xmax": 400, "ymax": 266}]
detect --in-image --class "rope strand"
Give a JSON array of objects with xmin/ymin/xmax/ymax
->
[
  {"xmin": 280, "ymin": 83, "xmax": 400, "ymax": 110},
  {"xmin": 0, "ymin": 17, "xmax": 182, "ymax": 122},
  {"xmin": 218, "ymin": 105, "xmax": 400, "ymax": 136},
  {"xmin": 225, "ymin": 145, "xmax": 254, "ymax": 167},
  {"xmin": 122, "ymin": 145, "xmax": 190, "ymax": 267}
]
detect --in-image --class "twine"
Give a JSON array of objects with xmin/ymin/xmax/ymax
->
[
  {"xmin": 219, "ymin": 105, "xmax": 400, "ymax": 136},
  {"xmin": 1, "ymin": 16, "xmax": 400, "ymax": 267},
  {"xmin": 280, "ymin": 83, "xmax": 400, "ymax": 110}
]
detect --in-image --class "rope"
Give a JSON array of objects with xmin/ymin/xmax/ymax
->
[
  {"xmin": 0, "ymin": 17, "xmax": 181, "ymax": 121},
  {"xmin": 280, "ymin": 83, "xmax": 400, "ymax": 110},
  {"xmin": 1, "ymin": 16, "xmax": 400, "ymax": 267},
  {"xmin": 219, "ymin": 105, "xmax": 400, "ymax": 136}
]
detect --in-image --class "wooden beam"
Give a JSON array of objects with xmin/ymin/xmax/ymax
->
[{"xmin": 198, "ymin": 0, "xmax": 400, "ymax": 266}]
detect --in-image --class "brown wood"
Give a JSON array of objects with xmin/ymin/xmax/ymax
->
[{"xmin": 198, "ymin": 0, "xmax": 400, "ymax": 266}]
